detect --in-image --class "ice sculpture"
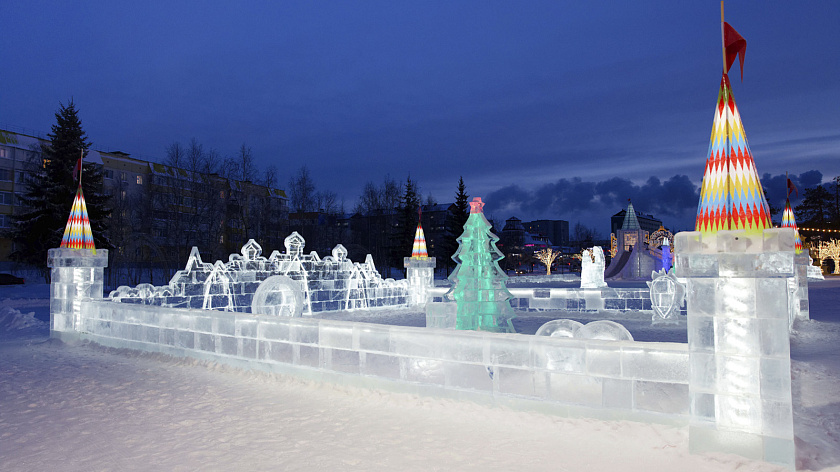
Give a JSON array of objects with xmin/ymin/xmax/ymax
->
[
  {"xmin": 580, "ymin": 246, "xmax": 607, "ymax": 289},
  {"xmin": 534, "ymin": 319, "xmax": 583, "ymax": 338},
  {"xmin": 110, "ymin": 234, "xmax": 410, "ymax": 316},
  {"xmin": 446, "ymin": 197, "xmax": 515, "ymax": 332},
  {"xmin": 807, "ymin": 256, "xmax": 824, "ymax": 281},
  {"xmin": 404, "ymin": 210, "xmax": 436, "ymax": 306},
  {"xmin": 647, "ymin": 268, "xmax": 684, "ymax": 323},
  {"xmin": 535, "ymin": 319, "xmax": 633, "ymax": 341}
]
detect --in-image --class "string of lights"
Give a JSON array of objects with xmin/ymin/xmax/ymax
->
[{"xmin": 799, "ymin": 227, "xmax": 840, "ymax": 233}]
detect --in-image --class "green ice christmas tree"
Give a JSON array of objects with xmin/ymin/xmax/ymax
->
[{"xmin": 447, "ymin": 197, "xmax": 515, "ymax": 332}]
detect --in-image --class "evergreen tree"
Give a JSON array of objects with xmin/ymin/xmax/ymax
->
[
  {"xmin": 795, "ymin": 185, "xmax": 834, "ymax": 229},
  {"xmin": 441, "ymin": 176, "xmax": 469, "ymax": 274},
  {"xmin": 7, "ymin": 100, "xmax": 111, "ymax": 280},
  {"xmin": 395, "ymin": 176, "xmax": 420, "ymax": 269},
  {"xmin": 446, "ymin": 197, "xmax": 515, "ymax": 332}
]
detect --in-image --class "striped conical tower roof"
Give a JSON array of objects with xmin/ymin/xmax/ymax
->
[
  {"xmin": 695, "ymin": 73, "xmax": 771, "ymax": 235},
  {"xmin": 60, "ymin": 184, "xmax": 96, "ymax": 253},
  {"xmin": 411, "ymin": 221, "xmax": 428, "ymax": 258},
  {"xmin": 781, "ymin": 198, "xmax": 803, "ymax": 254}
]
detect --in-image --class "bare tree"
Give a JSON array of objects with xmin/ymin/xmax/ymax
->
[
  {"xmin": 315, "ymin": 190, "xmax": 339, "ymax": 214},
  {"xmin": 165, "ymin": 142, "xmax": 186, "ymax": 168},
  {"xmin": 288, "ymin": 166, "xmax": 316, "ymax": 212}
]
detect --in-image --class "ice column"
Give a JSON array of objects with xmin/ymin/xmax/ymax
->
[
  {"xmin": 47, "ymin": 247, "xmax": 109, "ymax": 339},
  {"xmin": 675, "ymin": 228, "xmax": 795, "ymax": 469},
  {"xmin": 791, "ymin": 251, "xmax": 810, "ymax": 324},
  {"xmin": 404, "ymin": 257, "xmax": 436, "ymax": 306}
]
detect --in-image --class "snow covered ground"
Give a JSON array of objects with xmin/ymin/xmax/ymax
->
[{"xmin": 1, "ymin": 280, "xmax": 839, "ymax": 471}]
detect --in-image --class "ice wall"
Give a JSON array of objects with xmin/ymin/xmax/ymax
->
[
  {"xmin": 675, "ymin": 228, "xmax": 796, "ymax": 469},
  {"xmin": 78, "ymin": 298, "xmax": 690, "ymax": 423}
]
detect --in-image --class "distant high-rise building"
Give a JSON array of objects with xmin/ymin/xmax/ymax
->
[{"xmin": 523, "ymin": 219, "xmax": 569, "ymax": 246}]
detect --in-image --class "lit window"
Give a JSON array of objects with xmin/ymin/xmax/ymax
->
[
  {"xmin": 120, "ymin": 172, "xmax": 127, "ymax": 181},
  {"xmin": 0, "ymin": 148, "xmax": 7, "ymax": 158},
  {"xmin": 136, "ymin": 175, "xmax": 143, "ymax": 185}
]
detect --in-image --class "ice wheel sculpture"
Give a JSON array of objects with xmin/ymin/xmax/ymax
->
[{"xmin": 251, "ymin": 275, "xmax": 304, "ymax": 317}]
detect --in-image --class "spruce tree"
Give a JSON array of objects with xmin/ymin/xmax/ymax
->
[
  {"xmin": 395, "ymin": 176, "xmax": 420, "ymax": 269},
  {"xmin": 8, "ymin": 100, "xmax": 111, "ymax": 280},
  {"xmin": 795, "ymin": 185, "xmax": 834, "ymax": 229},
  {"xmin": 442, "ymin": 176, "xmax": 469, "ymax": 274}
]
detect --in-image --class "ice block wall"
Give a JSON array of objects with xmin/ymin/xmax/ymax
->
[
  {"xmin": 47, "ymin": 248, "xmax": 108, "ymax": 339},
  {"xmin": 76, "ymin": 298, "xmax": 690, "ymax": 424},
  {"xmin": 675, "ymin": 228, "xmax": 796, "ymax": 469}
]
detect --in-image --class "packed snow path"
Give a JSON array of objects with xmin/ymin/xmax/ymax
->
[
  {"xmin": 1, "ymin": 337, "xmax": 783, "ymax": 472},
  {"xmin": 2, "ymin": 280, "xmax": 840, "ymax": 470}
]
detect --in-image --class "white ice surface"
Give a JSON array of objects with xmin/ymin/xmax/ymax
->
[{"xmin": 2, "ymin": 280, "xmax": 840, "ymax": 471}]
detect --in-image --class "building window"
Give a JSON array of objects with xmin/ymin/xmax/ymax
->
[
  {"xmin": 0, "ymin": 214, "xmax": 8, "ymax": 228},
  {"xmin": 136, "ymin": 175, "xmax": 143, "ymax": 185},
  {"xmin": 0, "ymin": 192, "xmax": 13, "ymax": 205},
  {"xmin": 16, "ymin": 171, "xmax": 26, "ymax": 184},
  {"xmin": 120, "ymin": 171, "xmax": 127, "ymax": 182},
  {"xmin": 0, "ymin": 148, "xmax": 8, "ymax": 159},
  {"xmin": 104, "ymin": 170, "xmax": 114, "ymax": 179},
  {"xmin": 0, "ymin": 169, "xmax": 12, "ymax": 181}
]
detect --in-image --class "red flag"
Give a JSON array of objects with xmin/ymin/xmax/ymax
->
[
  {"xmin": 787, "ymin": 178, "xmax": 798, "ymax": 198},
  {"xmin": 724, "ymin": 22, "xmax": 746, "ymax": 81},
  {"xmin": 72, "ymin": 156, "xmax": 82, "ymax": 181}
]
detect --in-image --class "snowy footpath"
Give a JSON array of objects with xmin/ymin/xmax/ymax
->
[{"xmin": 1, "ymin": 281, "xmax": 839, "ymax": 471}]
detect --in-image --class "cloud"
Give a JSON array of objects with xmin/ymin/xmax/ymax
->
[
  {"xmin": 483, "ymin": 174, "xmax": 700, "ymax": 234},
  {"xmin": 760, "ymin": 170, "xmax": 823, "ymax": 212},
  {"xmin": 483, "ymin": 170, "xmax": 830, "ymax": 236}
]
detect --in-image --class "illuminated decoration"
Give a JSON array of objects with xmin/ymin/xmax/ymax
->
[
  {"xmin": 60, "ymin": 151, "xmax": 96, "ymax": 254},
  {"xmin": 815, "ymin": 240, "xmax": 840, "ymax": 275},
  {"xmin": 446, "ymin": 197, "xmax": 515, "ymax": 332},
  {"xmin": 661, "ymin": 238, "xmax": 672, "ymax": 272},
  {"xmin": 534, "ymin": 248, "xmax": 560, "ymax": 275},
  {"xmin": 799, "ymin": 227, "xmax": 840, "ymax": 234},
  {"xmin": 780, "ymin": 199, "xmax": 803, "ymax": 254},
  {"xmin": 695, "ymin": 73, "xmax": 772, "ymax": 235},
  {"xmin": 649, "ymin": 225, "xmax": 675, "ymax": 249},
  {"xmin": 410, "ymin": 209, "xmax": 429, "ymax": 258},
  {"xmin": 610, "ymin": 233, "xmax": 617, "ymax": 257}
]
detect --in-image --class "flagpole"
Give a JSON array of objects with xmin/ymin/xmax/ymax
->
[
  {"xmin": 721, "ymin": 2, "xmax": 731, "ymax": 229},
  {"xmin": 721, "ymin": 2, "xmax": 726, "ymax": 73}
]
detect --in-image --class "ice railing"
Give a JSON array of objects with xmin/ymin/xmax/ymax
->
[{"xmin": 108, "ymin": 232, "xmax": 409, "ymax": 315}]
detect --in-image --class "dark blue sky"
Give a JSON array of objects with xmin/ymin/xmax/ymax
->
[{"xmin": 2, "ymin": 1, "xmax": 838, "ymax": 235}]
